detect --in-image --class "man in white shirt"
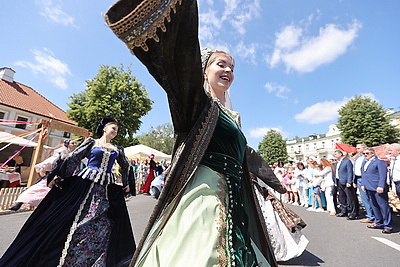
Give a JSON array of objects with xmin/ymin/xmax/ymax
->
[
  {"xmin": 387, "ymin": 143, "xmax": 400, "ymax": 197},
  {"xmin": 354, "ymin": 144, "xmax": 374, "ymax": 223}
]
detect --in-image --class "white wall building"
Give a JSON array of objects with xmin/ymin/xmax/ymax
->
[
  {"xmin": 0, "ymin": 67, "xmax": 75, "ymax": 148},
  {"xmin": 286, "ymin": 124, "xmax": 341, "ymax": 163}
]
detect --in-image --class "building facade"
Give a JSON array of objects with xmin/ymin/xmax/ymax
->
[
  {"xmin": 0, "ymin": 67, "xmax": 75, "ymax": 147},
  {"xmin": 286, "ymin": 124, "xmax": 341, "ymax": 163}
]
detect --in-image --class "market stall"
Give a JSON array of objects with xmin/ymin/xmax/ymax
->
[{"xmin": 0, "ymin": 169, "xmax": 21, "ymax": 187}]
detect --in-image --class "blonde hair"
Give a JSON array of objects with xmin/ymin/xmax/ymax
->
[{"xmin": 205, "ymin": 51, "xmax": 234, "ymax": 70}]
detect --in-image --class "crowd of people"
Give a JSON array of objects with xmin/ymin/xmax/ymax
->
[
  {"xmin": 271, "ymin": 143, "xmax": 400, "ymax": 234},
  {"xmin": 1, "ymin": 0, "xmax": 399, "ymax": 265},
  {"xmin": 129, "ymin": 157, "xmax": 169, "ymax": 198}
]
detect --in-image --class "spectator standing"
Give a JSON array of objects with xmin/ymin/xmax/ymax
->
[
  {"xmin": 283, "ymin": 168, "xmax": 294, "ymax": 203},
  {"xmin": 354, "ymin": 144, "xmax": 375, "ymax": 223},
  {"xmin": 361, "ymin": 148, "xmax": 392, "ymax": 234},
  {"xmin": 334, "ymin": 150, "xmax": 357, "ymax": 220},
  {"xmin": 388, "ymin": 143, "xmax": 400, "ymax": 198},
  {"xmin": 316, "ymin": 159, "xmax": 336, "ymax": 215},
  {"xmin": 294, "ymin": 162, "xmax": 308, "ymax": 207},
  {"xmin": 274, "ymin": 161, "xmax": 285, "ymax": 201},
  {"xmin": 140, "ymin": 154, "xmax": 156, "ymax": 194},
  {"xmin": 307, "ymin": 162, "xmax": 324, "ymax": 212}
]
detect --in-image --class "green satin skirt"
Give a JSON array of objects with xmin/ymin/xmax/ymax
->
[{"xmin": 135, "ymin": 165, "xmax": 270, "ymax": 267}]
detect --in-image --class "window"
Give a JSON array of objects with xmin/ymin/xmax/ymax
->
[
  {"xmin": 314, "ymin": 143, "xmax": 317, "ymax": 149},
  {"xmin": 15, "ymin": 116, "xmax": 28, "ymax": 129},
  {"xmin": 291, "ymin": 146, "xmax": 294, "ymax": 152},
  {"xmin": 306, "ymin": 144, "xmax": 309, "ymax": 151},
  {"xmin": 322, "ymin": 142, "xmax": 325, "ymax": 148},
  {"xmin": 0, "ymin": 111, "xmax": 5, "ymax": 120},
  {"xmin": 63, "ymin": 132, "xmax": 71, "ymax": 138}
]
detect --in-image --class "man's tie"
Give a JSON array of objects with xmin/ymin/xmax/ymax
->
[{"xmin": 390, "ymin": 158, "xmax": 396, "ymax": 184}]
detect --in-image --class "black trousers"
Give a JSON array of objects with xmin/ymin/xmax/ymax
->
[
  {"xmin": 332, "ymin": 182, "xmax": 339, "ymax": 213},
  {"xmin": 338, "ymin": 182, "xmax": 358, "ymax": 217},
  {"xmin": 394, "ymin": 181, "xmax": 400, "ymax": 197}
]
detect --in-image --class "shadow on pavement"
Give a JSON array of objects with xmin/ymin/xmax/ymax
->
[{"xmin": 279, "ymin": 250, "xmax": 324, "ymax": 266}]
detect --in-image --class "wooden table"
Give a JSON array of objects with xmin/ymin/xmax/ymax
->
[{"xmin": 0, "ymin": 172, "xmax": 21, "ymax": 187}]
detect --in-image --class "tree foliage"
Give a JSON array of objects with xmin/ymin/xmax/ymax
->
[
  {"xmin": 337, "ymin": 95, "xmax": 399, "ymax": 146},
  {"xmin": 257, "ymin": 129, "xmax": 288, "ymax": 164},
  {"xmin": 137, "ymin": 123, "xmax": 175, "ymax": 155},
  {"xmin": 67, "ymin": 65, "xmax": 153, "ymax": 147}
]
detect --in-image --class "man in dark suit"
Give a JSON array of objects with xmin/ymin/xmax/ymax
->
[
  {"xmin": 354, "ymin": 143, "xmax": 374, "ymax": 223},
  {"xmin": 334, "ymin": 150, "xmax": 357, "ymax": 219},
  {"xmin": 329, "ymin": 156, "xmax": 339, "ymax": 214},
  {"xmin": 361, "ymin": 148, "xmax": 392, "ymax": 234}
]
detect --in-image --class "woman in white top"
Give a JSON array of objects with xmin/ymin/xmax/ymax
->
[
  {"xmin": 315, "ymin": 158, "xmax": 336, "ymax": 215},
  {"xmin": 294, "ymin": 162, "xmax": 308, "ymax": 207},
  {"xmin": 274, "ymin": 161, "xmax": 286, "ymax": 202}
]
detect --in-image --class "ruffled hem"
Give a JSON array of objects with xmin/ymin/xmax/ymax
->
[{"xmin": 105, "ymin": 0, "xmax": 183, "ymax": 52}]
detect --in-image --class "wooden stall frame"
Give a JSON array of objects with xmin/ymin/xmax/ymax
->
[{"xmin": 27, "ymin": 119, "xmax": 89, "ymax": 187}]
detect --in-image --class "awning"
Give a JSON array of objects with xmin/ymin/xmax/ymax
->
[
  {"xmin": 335, "ymin": 143, "xmax": 357, "ymax": 154},
  {"xmin": 0, "ymin": 131, "xmax": 40, "ymax": 147}
]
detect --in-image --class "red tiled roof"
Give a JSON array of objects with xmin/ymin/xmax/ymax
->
[{"xmin": 0, "ymin": 78, "xmax": 76, "ymax": 125}]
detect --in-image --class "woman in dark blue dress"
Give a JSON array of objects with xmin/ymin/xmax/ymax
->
[{"xmin": 0, "ymin": 118, "xmax": 136, "ymax": 267}]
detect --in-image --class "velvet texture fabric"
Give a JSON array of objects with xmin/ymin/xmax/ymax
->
[
  {"xmin": 105, "ymin": 1, "xmax": 286, "ymax": 266},
  {"xmin": 0, "ymin": 177, "xmax": 135, "ymax": 266}
]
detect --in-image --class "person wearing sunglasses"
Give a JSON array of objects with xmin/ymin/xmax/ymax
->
[
  {"xmin": 360, "ymin": 148, "xmax": 392, "ymax": 234},
  {"xmin": 354, "ymin": 144, "xmax": 375, "ymax": 223}
]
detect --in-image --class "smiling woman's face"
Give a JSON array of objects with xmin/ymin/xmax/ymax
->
[
  {"xmin": 205, "ymin": 53, "xmax": 235, "ymax": 95},
  {"xmin": 103, "ymin": 123, "xmax": 118, "ymax": 140}
]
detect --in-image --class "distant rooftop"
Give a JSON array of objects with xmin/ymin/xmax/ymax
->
[{"xmin": 0, "ymin": 67, "xmax": 75, "ymax": 125}]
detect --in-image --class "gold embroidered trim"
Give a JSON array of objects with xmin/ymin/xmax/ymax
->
[
  {"xmin": 106, "ymin": 0, "xmax": 183, "ymax": 52},
  {"xmin": 172, "ymin": 101, "xmax": 219, "ymax": 199},
  {"xmin": 58, "ymin": 182, "xmax": 95, "ymax": 267},
  {"xmin": 214, "ymin": 98, "xmax": 242, "ymax": 128},
  {"xmin": 216, "ymin": 174, "xmax": 231, "ymax": 266}
]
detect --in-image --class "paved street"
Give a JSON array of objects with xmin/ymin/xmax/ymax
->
[
  {"xmin": 1, "ymin": 195, "xmax": 400, "ymax": 266},
  {"xmin": 281, "ymin": 204, "xmax": 400, "ymax": 267}
]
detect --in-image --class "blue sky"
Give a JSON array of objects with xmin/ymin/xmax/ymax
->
[{"xmin": 1, "ymin": 0, "xmax": 399, "ymax": 148}]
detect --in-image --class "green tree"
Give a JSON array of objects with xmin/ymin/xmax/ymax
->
[
  {"xmin": 67, "ymin": 65, "xmax": 153, "ymax": 146},
  {"xmin": 137, "ymin": 123, "xmax": 175, "ymax": 155},
  {"xmin": 337, "ymin": 95, "xmax": 399, "ymax": 146},
  {"xmin": 257, "ymin": 129, "xmax": 288, "ymax": 164}
]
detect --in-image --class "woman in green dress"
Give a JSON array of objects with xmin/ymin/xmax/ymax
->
[{"xmin": 105, "ymin": 1, "xmax": 287, "ymax": 266}]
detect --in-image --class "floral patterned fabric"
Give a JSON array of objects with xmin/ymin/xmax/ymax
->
[{"xmin": 62, "ymin": 183, "xmax": 112, "ymax": 266}]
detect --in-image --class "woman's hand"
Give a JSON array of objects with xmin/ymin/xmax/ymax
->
[
  {"xmin": 123, "ymin": 185, "xmax": 130, "ymax": 193},
  {"xmin": 48, "ymin": 179, "xmax": 56, "ymax": 188},
  {"xmin": 49, "ymin": 176, "xmax": 64, "ymax": 189}
]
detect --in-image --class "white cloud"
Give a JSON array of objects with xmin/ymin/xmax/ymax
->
[
  {"xmin": 14, "ymin": 48, "xmax": 72, "ymax": 90},
  {"xmin": 267, "ymin": 17, "xmax": 362, "ymax": 73},
  {"xmin": 294, "ymin": 93, "xmax": 376, "ymax": 124},
  {"xmin": 199, "ymin": 0, "xmax": 261, "ymax": 45},
  {"xmin": 264, "ymin": 82, "xmax": 291, "ymax": 99},
  {"xmin": 36, "ymin": 0, "xmax": 76, "ymax": 27},
  {"xmin": 276, "ymin": 25, "xmax": 303, "ymax": 50},
  {"xmin": 249, "ymin": 126, "xmax": 289, "ymax": 138},
  {"xmin": 235, "ymin": 42, "xmax": 258, "ymax": 65}
]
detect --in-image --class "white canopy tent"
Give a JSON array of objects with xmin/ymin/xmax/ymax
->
[
  {"xmin": 124, "ymin": 144, "xmax": 172, "ymax": 162},
  {"xmin": 0, "ymin": 131, "xmax": 42, "ymax": 147}
]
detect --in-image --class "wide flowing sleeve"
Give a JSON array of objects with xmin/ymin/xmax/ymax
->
[
  {"xmin": 105, "ymin": 0, "xmax": 208, "ymax": 135},
  {"xmin": 56, "ymin": 138, "xmax": 95, "ymax": 178},
  {"xmin": 245, "ymin": 146, "xmax": 287, "ymax": 194},
  {"xmin": 117, "ymin": 146, "xmax": 130, "ymax": 186}
]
